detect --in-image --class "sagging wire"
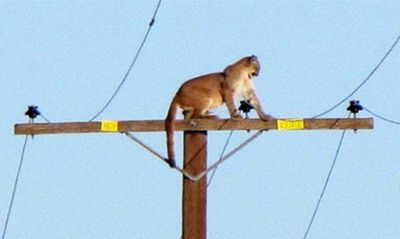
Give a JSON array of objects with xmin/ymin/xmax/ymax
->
[
  {"xmin": 2, "ymin": 106, "xmax": 51, "ymax": 238},
  {"xmin": 364, "ymin": 107, "xmax": 400, "ymax": 125},
  {"xmin": 302, "ymin": 113, "xmax": 351, "ymax": 239},
  {"xmin": 207, "ymin": 101, "xmax": 262, "ymax": 187},
  {"xmin": 192, "ymin": 130, "xmax": 264, "ymax": 181},
  {"xmin": 89, "ymin": 0, "xmax": 163, "ymax": 122},
  {"xmin": 312, "ymin": 34, "xmax": 400, "ymax": 118},
  {"xmin": 207, "ymin": 130, "xmax": 234, "ymax": 188},
  {"xmin": 1, "ymin": 136, "xmax": 29, "ymax": 239}
]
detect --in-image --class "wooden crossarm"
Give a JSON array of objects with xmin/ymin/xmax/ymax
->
[{"xmin": 14, "ymin": 118, "xmax": 373, "ymax": 135}]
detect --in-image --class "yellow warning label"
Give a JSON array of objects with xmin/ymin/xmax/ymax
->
[
  {"xmin": 277, "ymin": 119, "xmax": 305, "ymax": 130},
  {"xmin": 101, "ymin": 121, "xmax": 119, "ymax": 132}
]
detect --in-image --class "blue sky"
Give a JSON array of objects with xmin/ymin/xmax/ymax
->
[{"xmin": 1, "ymin": 1, "xmax": 399, "ymax": 238}]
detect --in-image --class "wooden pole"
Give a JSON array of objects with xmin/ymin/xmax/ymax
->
[
  {"xmin": 182, "ymin": 112, "xmax": 207, "ymax": 239},
  {"xmin": 182, "ymin": 130, "xmax": 207, "ymax": 239},
  {"xmin": 12, "ymin": 117, "xmax": 374, "ymax": 239}
]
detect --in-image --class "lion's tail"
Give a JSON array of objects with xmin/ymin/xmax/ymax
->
[{"xmin": 165, "ymin": 98, "xmax": 178, "ymax": 167}]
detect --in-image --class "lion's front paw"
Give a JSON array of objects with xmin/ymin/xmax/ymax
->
[{"xmin": 260, "ymin": 113, "xmax": 274, "ymax": 121}]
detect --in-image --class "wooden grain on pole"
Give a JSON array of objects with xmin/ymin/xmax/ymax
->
[
  {"xmin": 14, "ymin": 118, "xmax": 374, "ymax": 135},
  {"xmin": 182, "ymin": 112, "xmax": 207, "ymax": 239},
  {"xmin": 182, "ymin": 130, "xmax": 207, "ymax": 239}
]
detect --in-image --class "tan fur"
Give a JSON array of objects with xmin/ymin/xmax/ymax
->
[{"xmin": 165, "ymin": 55, "xmax": 272, "ymax": 167}]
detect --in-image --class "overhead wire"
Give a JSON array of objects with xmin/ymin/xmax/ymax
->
[
  {"xmin": 13, "ymin": 8, "xmax": 398, "ymax": 238},
  {"xmin": 88, "ymin": 0, "xmax": 163, "ymax": 122},
  {"xmin": 207, "ymin": 130, "xmax": 234, "ymax": 187},
  {"xmin": 191, "ymin": 130, "xmax": 265, "ymax": 181},
  {"xmin": 302, "ymin": 35, "xmax": 400, "ymax": 237},
  {"xmin": 10, "ymin": 4, "xmax": 399, "ymax": 239},
  {"xmin": 2, "ymin": 135, "xmax": 29, "ymax": 239},
  {"xmin": 312, "ymin": 34, "xmax": 400, "ymax": 118},
  {"xmin": 364, "ymin": 107, "xmax": 400, "ymax": 125},
  {"xmin": 3, "ymin": 2, "xmax": 163, "ymax": 236},
  {"xmin": 39, "ymin": 114, "xmax": 51, "ymax": 123},
  {"xmin": 302, "ymin": 115, "xmax": 349, "ymax": 239}
]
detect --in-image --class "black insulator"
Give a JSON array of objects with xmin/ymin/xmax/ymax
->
[
  {"xmin": 25, "ymin": 105, "xmax": 41, "ymax": 119},
  {"xmin": 239, "ymin": 100, "xmax": 254, "ymax": 119},
  {"xmin": 239, "ymin": 100, "xmax": 254, "ymax": 114},
  {"xmin": 347, "ymin": 100, "xmax": 363, "ymax": 114}
]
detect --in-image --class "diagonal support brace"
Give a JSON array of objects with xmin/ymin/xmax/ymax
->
[{"xmin": 123, "ymin": 131, "xmax": 265, "ymax": 182}]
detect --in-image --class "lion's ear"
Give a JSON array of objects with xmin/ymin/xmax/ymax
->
[{"xmin": 249, "ymin": 55, "xmax": 258, "ymax": 63}]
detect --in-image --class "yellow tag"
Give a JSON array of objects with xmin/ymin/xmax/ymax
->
[
  {"xmin": 101, "ymin": 121, "xmax": 119, "ymax": 132},
  {"xmin": 277, "ymin": 119, "xmax": 305, "ymax": 130}
]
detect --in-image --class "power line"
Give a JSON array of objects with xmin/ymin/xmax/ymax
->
[
  {"xmin": 191, "ymin": 130, "xmax": 265, "ymax": 181},
  {"xmin": 207, "ymin": 130, "xmax": 234, "ymax": 187},
  {"xmin": 302, "ymin": 128, "xmax": 347, "ymax": 239},
  {"xmin": 313, "ymin": 34, "xmax": 400, "ymax": 118},
  {"xmin": 39, "ymin": 114, "xmax": 51, "ymax": 123},
  {"xmin": 364, "ymin": 107, "xmax": 400, "ymax": 125},
  {"xmin": 89, "ymin": 0, "xmax": 163, "ymax": 122},
  {"xmin": 2, "ymin": 136, "xmax": 29, "ymax": 239}
]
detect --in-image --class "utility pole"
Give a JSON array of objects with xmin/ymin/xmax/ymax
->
[
  {"xmin": 183, "ymin": 129, "xmax": 207, "ymax": 239},
  {"xmin": 14, "ymin": 117, "xmax": 373, "ymax": 239}
]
